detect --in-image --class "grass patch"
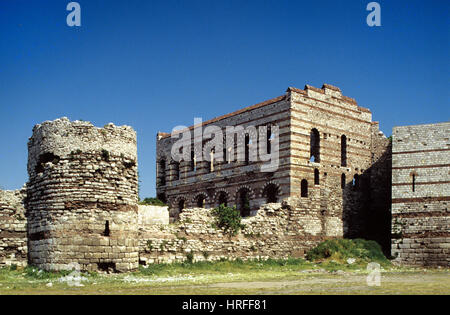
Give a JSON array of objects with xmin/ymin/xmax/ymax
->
[
  {"xmin": 136, "ymin": 257, "xmax": 314, "ymax": 277},
  {"xmin": 139, "ymin": 198, "xmax": 167, "ymax": 206},
  {"xmin": 306, "ymin": 238, "xmax": 391, "ymax": 267}
]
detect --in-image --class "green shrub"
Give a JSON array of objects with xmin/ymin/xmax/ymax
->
[
  {"xmin": 185, "ymin": 252, "xmax": 194, "ymax": 264},
  {"xmin": 101, "ymin": 149, "xmax": 110, "ymax": 161},
  {"xmin": 211, "ymin": 204, "xmax": 246, "ymax": 236},
  {"xmin": 306, "ymin": 238, "xmax": 390, "ymax": 266},
  {"xmin": 139, "ymin": 197, "xmax": 167, "ymax": 206}
]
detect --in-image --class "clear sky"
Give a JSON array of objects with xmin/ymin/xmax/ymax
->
[{"xmin": 0, "ymin": 0, "xmax": 449, "ymax": 198}]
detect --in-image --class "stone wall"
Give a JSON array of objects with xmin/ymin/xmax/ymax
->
[
  {"xmin": 138, "ymin": 205, "xmax": 169, "ymax": 225},
  {"xmin": 156, "ymin": 83, "xmax": 392, "ymax": 249},
  {"xmin": 26, "ymin": 118, "xmax": 139, "ymax": 272},
  {"xmin": 0, "ymin": 189, "xmax": 27, "ymax": 267},
  {"xmin": 391, "ymin": 122, "xmax": 450, "ymax": 266},
  {"xmin": 138, "ymin": 201, "xmax": 339, "ymax": 264},
  {"xmin": 156, "ymin": 94, "xmax": 291, "ymax": 220}
]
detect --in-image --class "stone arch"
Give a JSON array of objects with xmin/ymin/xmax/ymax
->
[
  {"xmin": 192, "ymin": 192, "xmax": 208, "ymax": 208},
  {"xmin": 260, "ymin": 181, "xmax": 281, "ymax": 203},
  {"xmin": 233, "ymin": 185, "xmax": 256, "ymax": 200},
  {"xmin": 173, "ymin": 195, "xmax": 187, "ymax": 210},
  {"xmin": 234, "ymin": 185, "xmax": 255, "ymax": 217},
  {"xmin": 213, "ymin": 189, "xmax": 230, "ymax": 207}
]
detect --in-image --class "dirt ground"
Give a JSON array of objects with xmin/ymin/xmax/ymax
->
[{"xmin": 1, "ymin": 269, "xmax": 448, "ymax": 295}]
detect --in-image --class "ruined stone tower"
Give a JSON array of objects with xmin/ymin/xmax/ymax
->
[{"xmin": 26, "ymin": 118, "xmax": 139, "ymax": 272}]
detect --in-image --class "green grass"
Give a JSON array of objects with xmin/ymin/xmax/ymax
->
[
  {"xmin": 139, "ymin": 197, "xmax": 167, "ymax": 206},
  {"xmin": 0, "ymin": 261, "xmax": 449, "ymax": 295},
  {"xmin": 305, "ymin": 238, "xmax": 391, "ymax": 267},
  {"xmin": 0, "ymin": 239, "xmax": 447, "ymax": 295}
]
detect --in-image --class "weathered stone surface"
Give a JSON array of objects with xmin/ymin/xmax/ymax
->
[
  {"xmin": 25, "ymin": 118, "xmax": 139, "ymax": 272},
  {"xmin": 156, "ymin": 84, "xmax": 392, "ymax": 253},
  {"xmin": 391, "ymin": 122, "xmax": 450, "ymax": 266},
  {"xmin": 0, "ymin": 189, "xmax": 27, "ymax": 267}
]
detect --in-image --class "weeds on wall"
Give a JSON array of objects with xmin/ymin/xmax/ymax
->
[{"xmin": 211, "ymin": 204, "xmax": 246, "ymax": 236}]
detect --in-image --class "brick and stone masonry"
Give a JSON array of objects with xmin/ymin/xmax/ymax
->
[
  {"xmin": 391, "ymin": 122, "xmax": 450, "ymax": 266},
  {"xmin": 2, "ymin": 84, "xmax": 447, "ymax": 270},
  {"xmin": 156, "ymin": 83, "xmax": 392, "ymax": 253},
  {"xmin": 25, "ymin": 118, "xmax": 139, "ymax": 272},
  {"xmin": 0, "ymin": 189, "xmax": 27, "ymax": 267}
]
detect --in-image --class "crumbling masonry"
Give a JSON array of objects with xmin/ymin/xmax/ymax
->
[
  {"xmin": 26, "ymin": 118, "xmax": 139, "ymax": 272},
  {"xmin": 0, "ymin": 84, "xmax": 448, "ymax": 270}
]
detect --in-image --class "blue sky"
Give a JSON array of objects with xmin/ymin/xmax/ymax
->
[{"xmin": 0, "ymin": 0, "xmax": 449, "ymax": 197}]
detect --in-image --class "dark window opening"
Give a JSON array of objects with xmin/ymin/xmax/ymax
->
[
  {"xmin": 218, "ymin": 192, "xmax": 228, "ymax": 207},
  {"xmin": 196, "ymin": 195, "xmax": 206, "ymax": 208},
  {"xmin": 157, "ymin": 193, "xmax": 167, "ymax": 204},
  {"xmin": 310, "ymin": 128, "xmax": 320, "ymax": 163},
  {"xmin": 267, "ymin": 125, "xmax": 272, "ymax": 154},
  {"xmin": 314, "ymin": 168, "xmax": 320, "ymax": 185},
  {"xmin": 103, "ymin": 220, "xmax": 110, "ymax": 237},
  {"xmin": 341, "ymin": 135, "xmax": 347, "ymax": 167},
  {"xmin": 245, "ymin": 134, "xmax": 250, "ymax": 165},
  {"xmin": 173, "ymin": 161, "xmax": 180, "ymax": 180},
  {"xmin": 301, "ymin": 179, "xmax": 308, "ymax": 197},
  {"xmin": 35, "ymin": 152, "xmax": 61, "ymax": 174},
  {"xmin": 341, "ymin": 173, "xmax": 346, "ymax": 189},
  {"xmin": 238, "ymin": 189, "xmax": 251, "ymax": 217},
  {"xmin": 412, "ymin": 174, "xmax": 416, "ymax": 192},
  {"xmin": 264, "ymin": 184, "xmax": 279, "ymax": 203},
  {"xmin": 159, "ymin": 159, "xmax": 166, "ymax": 186},
  {"xmin": 178, "ymin": 199, "xmax": 185, "ymax": 213},
  {"xmin": 123, "ymin": 160, "xmax": 136, "ymax": 169},
  {"xmin": 97, "ymin": 262, "xmax": 116, "ymax": 274}
]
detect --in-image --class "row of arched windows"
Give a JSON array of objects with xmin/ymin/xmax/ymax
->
[
  {"xmin": 172, "ymin": 184, "xmax": 280, "ymax": 218},
  {"xmin": 158, "ymin": 126, "xmax": 276, "ymax": 186}
]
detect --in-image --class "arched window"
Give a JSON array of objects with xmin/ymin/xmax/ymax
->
[
  {"xmin": 264, "ymin": 184, "xmax": 279, "ymax": 203},
  {"xmin": 301, "ymin": 179, "xmax": 308, "ymax": 197},
  {"xmin": 237, "ymin": 188, "xmax": 251, "ymax": 217},
  {"xmin": 314, "ymin": 168, "xmax": 320, "ymax": 185},
  {"xmin": 196, "ymin": 195, "xmax": 206, "ymax": 208},
  {"xmin": 310, "ymin": 128, "xmax": 320, "ymax": 163},
  {"xmin": 178, "ymin": 199, "xmax": 185, "ymax": 213},
  {"xmin": 217, "ymin": 192, "xmax": 228, "ymax": 207},
  {"xmin": 341, "ymin": 173, "xmax": 346, "ymax": 189},
  {"xmin": 341, "ymin": 135, "xmax": 347, "ymax": 167},
  {"xmin": 158, "ymin": 159, "xmax": 166, "ymax": 186}
]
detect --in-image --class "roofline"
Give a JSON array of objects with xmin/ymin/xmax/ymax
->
[
  {"xmin": 159, "ymin": 83, "xmax": 372, "ymax": 139},
  {"xmin": 159, "ymin": 94, "xmax": 287, "ymax": 139}
]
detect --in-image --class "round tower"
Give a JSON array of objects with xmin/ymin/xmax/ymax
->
[{"xmin": 26, "ymin": 117, "xmax": 139, "ymax": 272}]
